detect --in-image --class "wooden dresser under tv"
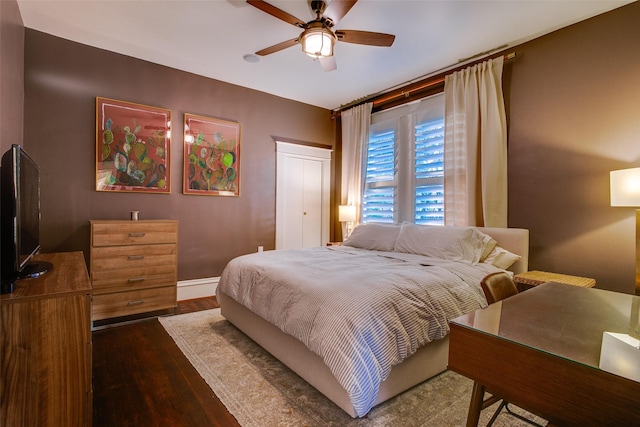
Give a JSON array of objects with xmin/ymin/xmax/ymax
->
[
  {"xmin": 0, "ymin": 251, "xmax": 92, "ymax": 426},
  {"xmin": 89, "ymin": 219, "xmax": 178, "ymax": 324}
]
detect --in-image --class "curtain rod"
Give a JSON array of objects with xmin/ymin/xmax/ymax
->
[{"xmin": 331, "ymin": 51, "xmax": 516, "ymax": 118}]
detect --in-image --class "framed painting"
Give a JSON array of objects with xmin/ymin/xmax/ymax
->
[
  {"xmin": 96, "ymin": 97, "xmax": 171, "ymax": 193},
  {"xmin": 183, "ymin": 113, "xmax": 241, "ymax": 196}
]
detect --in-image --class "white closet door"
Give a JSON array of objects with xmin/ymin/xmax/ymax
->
[
  {"xmin": 276, "ymin": 142, "xmax": 331, "ymax": 250},
  {"xmin": 281, "ymin": 155, "xmax": 305, "ymax": 249},
  {"xmin": 301, "ymin": 158, "xmax": 322, "ymax": 248}
]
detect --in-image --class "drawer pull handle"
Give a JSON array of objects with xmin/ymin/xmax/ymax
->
[
  {"xmin": 127, "ymin": 255, "xmax": 145, "ymax": 260},
  {"xmin": 128, "ymin": 232, "xmax": 146, "ymax": 237},
  {"xmin": 127, "ymin": 277, "xmax": 145, "ymax": 283},
  {"xmin": 127, "ymin": 299, "xmax": 145, "ymax": 306}
]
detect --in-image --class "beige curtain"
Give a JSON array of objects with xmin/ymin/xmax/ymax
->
[
  {"xmin": 444, "ymin": 56, "xmax": 507, "ymax": 227},
  {"xmin": 341, "ymin": 102, "xmax": 372, "ymax": 230}
]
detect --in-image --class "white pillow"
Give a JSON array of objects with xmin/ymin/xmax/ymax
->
[
  {"xmin": 343, "ymin": 223, "xmax": 401, "ymax": 251},
  {"xmin": 393, "ymin": 223, "xmax": 490, "ymax": 264},
  {"xmin": 479, "ymin": 234, "xmax": 498, "ymax": 262},
  {"xmin": 483, "ymin": 245, "xmax": 522, "ymax": 269}
]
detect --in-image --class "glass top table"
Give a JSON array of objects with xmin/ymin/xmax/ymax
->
[{"xmin": 448, "ymin": 281, "xmax": 640, "ymax": 426}]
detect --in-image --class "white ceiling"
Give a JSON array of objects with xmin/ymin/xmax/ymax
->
[{"xmin": 17, "ymin": 0, "xmax": 633, "ymax": 110}]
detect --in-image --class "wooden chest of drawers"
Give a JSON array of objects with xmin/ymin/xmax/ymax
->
[{"xmin": 90, "ymin": 220, "xmax": 178, "ymax": 321}]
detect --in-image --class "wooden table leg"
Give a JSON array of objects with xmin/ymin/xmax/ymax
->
[{"xmin": 466, "ymin": 381, "xmax": 485, "ymax": 427}]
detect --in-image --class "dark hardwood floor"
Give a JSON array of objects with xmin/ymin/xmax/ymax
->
[{"xmin": 92, "ymin": 297, "xmax": 241, "ymax": 427}]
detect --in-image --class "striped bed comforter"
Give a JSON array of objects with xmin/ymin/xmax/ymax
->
[{"xmin": 218, "ymin": 245, "xmax": 502, "ymax": 416}]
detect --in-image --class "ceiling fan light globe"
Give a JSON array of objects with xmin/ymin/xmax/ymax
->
[{"xmin": 300, "ymin": 27, "xmax": 335, "ymax": 58}]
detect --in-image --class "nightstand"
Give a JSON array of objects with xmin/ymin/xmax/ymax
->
[
  {"xmin": 326, "ymin": 242, "xmax": 342, "ymax": 246},
  {"xmin": 514, "ymin": 270, "xmax": 596, "ymax": 292}
]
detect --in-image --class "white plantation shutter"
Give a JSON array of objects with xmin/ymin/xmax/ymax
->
[
  {"xmin": 363, "ymin": 93, "xmax": 444, "ymax": 225},
  {"xmin": 362, "ymin": 129, "xmax": 395, "ymax": 223},
  {"xmin": 414, "ymin": 118, "xmax": 445, "ymax": 224}
]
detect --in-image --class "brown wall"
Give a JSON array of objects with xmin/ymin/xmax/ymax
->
[
  {"xmin": 506, "ymin": 2, "xmax": 640, "ymax": 293},
  {"xmin": 0, "ymin": 0, "xmax": 24, "ymax": 156},
  {"xmin": 22, "ymin": 30, "xmax": 335, "ymax": 280}
]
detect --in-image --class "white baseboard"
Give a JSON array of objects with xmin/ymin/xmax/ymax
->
[{"xmin": 177, "ymin": 276, "xmax": 219, "ymax": 301}]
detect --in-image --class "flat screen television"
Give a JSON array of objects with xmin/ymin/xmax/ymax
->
[{"xmin": 1, "ymin": 144, "xmax": 51, "ymax": 293}]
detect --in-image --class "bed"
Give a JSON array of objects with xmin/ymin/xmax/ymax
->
[{"xmin": 218, "ymin": 223, "xmax": 529, "ymax": 418}]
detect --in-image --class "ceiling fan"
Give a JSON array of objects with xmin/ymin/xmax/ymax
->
[{"xmin": 247, "ymin": 0, "xmax": 396, "ymax": 72}]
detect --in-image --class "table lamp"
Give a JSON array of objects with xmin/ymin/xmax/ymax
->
[
  {"xmin": 339, "ymin": 205, "xmax": 357, "ymax": 239},
  {"xmin": 610, "ymin": 167, "xmax": 640, "ymax": 296},
  {"xmin": 602, "ymin": 168, "xmax": 640, "ymax": 382}
]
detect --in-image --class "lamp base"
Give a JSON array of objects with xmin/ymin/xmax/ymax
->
[{"xmin": 599, "ymin": 332, "xmax": 640, "ymax": 383}]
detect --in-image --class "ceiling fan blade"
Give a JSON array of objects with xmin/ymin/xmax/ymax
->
[
  {"xmin": 255, "ymin": 38, "xmax": 299, "ymax": 56},
  {"xmin": 335, "ymin": 30, "xmax": 395, "ymax": 47},
  {"xmin": 246, "ymin": 0, "xmax": 307, "ymax": 28},
  {"xmin": 319, "ymin": 56, "xmax": 337, "ymax": 72},
  {"xmin": 322, "ymin": 0, "xmax": 358, "ymax": 26}
]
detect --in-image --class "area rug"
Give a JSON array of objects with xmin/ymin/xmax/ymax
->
[{"xmin": 159, "ymin": 309, "xmax": 545, "ymax": 427}]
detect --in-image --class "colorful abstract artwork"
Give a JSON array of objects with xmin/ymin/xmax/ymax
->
[
  {"xmin": 96, "ymin": 97, "xmax": 171, "ymax": 193},
  {"xmin": 183, "ymin": 113, "xmax": 240, "ymax": 196}
]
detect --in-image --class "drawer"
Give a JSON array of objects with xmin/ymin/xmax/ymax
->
[
  {"xmin": 91, "ymin": 261, "xmax": 176, "ymax": 280},
  {"xmin": 92, "ymin": 286, "xmax": 176, "ymax": 320},
  {"xmin": 92, "ymin": 272, "xmax": 176, "ymax": 294},
  {"xmin": 91, "ymin": 244, "xmax": 176, "ymax": 271},
  {"xmin": 91, "ymin": 221, "xmax": 177, "ymax": 247}
]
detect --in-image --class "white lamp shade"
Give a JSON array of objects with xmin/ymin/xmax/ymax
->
[
  {"xmin": 338, "ymin": 205, "xmax": 356, "ymax": 222},
  {"xmin": 610, "ymin": 168, "xmax": 640, "ymax": 207},
  {"xmin": 301, "ymin": 27, "xmax": 335, "ymax": 58}
]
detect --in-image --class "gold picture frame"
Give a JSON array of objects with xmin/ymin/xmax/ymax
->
[
  {"xmin": 96, "ymin": 97, "xmax": 171, "ymax": 193},
  {"xmin": 183, "ymin": 113, "xmax": 240, "ymax": 196}
]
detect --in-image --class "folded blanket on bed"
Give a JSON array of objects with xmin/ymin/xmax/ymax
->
[{"xmin": 218, "ymin": 246, "xmax": 502, "ymax": 416}]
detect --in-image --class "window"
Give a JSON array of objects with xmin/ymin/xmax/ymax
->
[{"xmin": 362, "ymin": 93, "xmax": 444, "ymax": 225}]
